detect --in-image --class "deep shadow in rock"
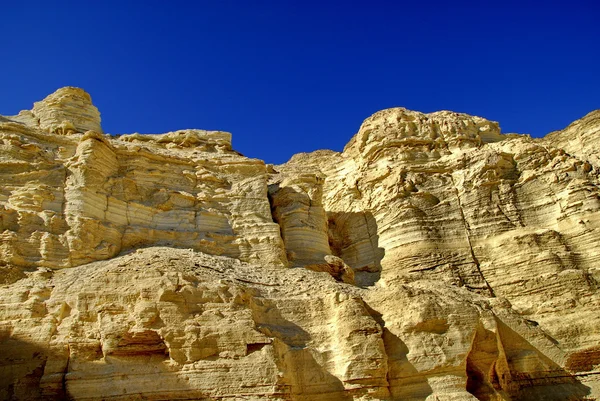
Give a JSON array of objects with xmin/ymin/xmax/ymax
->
[
  {"xmin": 0, "ymin": 263, "xmax": 30, "ymax": 285},
  {"xmin": 466, "ymin": 318, "xmax": 592, "ymax": 401},
  {"xmin": 363, "ymin": 303, "xmax": 434, "ymax": 400},
  {"xmin": 327, "ymin": 211, "xmax": 385, "ymax": 288},
  {"xmin": 249, "ymin": 297, "xmax": 351, "ymax": 400},
  {"xmin": 0, "ymin": 333, "xmax": 64, "ymax": 400},
  {"xmin": 274, "ymin": 340, "xmax": 352, "ymax": 401},
  {"xmin": 267, "ymin": 180, "xmax": 331, "ymax": 267},
  {"xmin": 0, "ymin": 332, "xmax": 210, "ymax": 401},
  {"xmin": 383, "ymin": 328, "xmax": 435, "ymax": 400},
  {"xmin": 267, "ymin": 182, "xmax": 385, "ymax": 287}
]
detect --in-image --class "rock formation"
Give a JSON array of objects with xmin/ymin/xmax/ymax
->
[
  {"xmin": 0, "ymin": 87, "xmax": 286, "ymax": 271},
  {"xmin": 1, "ymin": 87, "xmax": 599, "ymax": 400}
]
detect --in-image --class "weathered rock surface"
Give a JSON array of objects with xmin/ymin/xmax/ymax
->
[
  {"xmin": 545, "ymin": 110, "xmax": 600, "ymax": 168},
  {"xmin": 0, "ymin": 87, "xmax": 286, "ymax": 270},
  {"xmin": 1, "ymin": 88, "xmax": 599, "ymax": 400}
]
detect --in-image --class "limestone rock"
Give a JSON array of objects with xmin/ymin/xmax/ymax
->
[
  {"xmin": 0, "ymin": 88, "xmax": 287, "ymax": 270},
  {"xmin": 1, "ymin": 247, "xmax": 587, "ymax": 401},
  {"xmin": 305, "ymin": 254, "xmax": 355, "ymax": 284},
  {"xmin": 273, "ymin": 107, "xmax": 600, "ymax": 398},
  {"xmin": 269, "ymin": 173, "xmax": 331, "ymax": 266},
  {"xmin": 1, "ymin": 89, "xmax": 599, "ymax": 400},
  {"xmin": 544, "ymin": 110, "xmax": 600, "ymax": 168},
  {"xmin": 32, "ymin": 86, "xmax": 103, "ymax": 134}
]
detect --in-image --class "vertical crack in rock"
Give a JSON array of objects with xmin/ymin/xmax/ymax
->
[
  {"xmin": 451, "ymin": 169, "xmax": 496, "ymax": 297},
  {"xmin": 62, "ymin": 346, "xmax": 70, "ymax": 399}
]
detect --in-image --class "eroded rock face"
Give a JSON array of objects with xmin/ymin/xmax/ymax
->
[
  {"xmin": 270, "ymin": 107, "xmax": 600, "ymax": 399},
  {"xmin": 0, "ymin": 90, "xmax": 287, "ymax": 270},
  {"xmin": 1, "ymin": 89, "xmax": 599, "ymax": 400},
  {"xmin": 545, "ymin": 110, "xmax": 600, "ymax": 168}
]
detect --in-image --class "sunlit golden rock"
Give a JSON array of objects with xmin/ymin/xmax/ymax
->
[{"xmin": 1, "ymin": 89, "xmax": 599, "ymax": 400}]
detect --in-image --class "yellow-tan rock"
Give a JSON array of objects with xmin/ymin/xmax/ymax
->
[
  {"xmin": 0, "ymin": 89, "xmax": 287, "ymax": 270},
  {"xmin": 1, "ymin": 89, "xmax": 599, "ymax": 400}
]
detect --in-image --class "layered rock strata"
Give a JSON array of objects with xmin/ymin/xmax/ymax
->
[
  {"xmin": 0, "ymin": 87, "xmax": 287, "ymax": 270},
  {"xmin": 1, "ymin": 88, "xmax": 599, "ymax": 400}
]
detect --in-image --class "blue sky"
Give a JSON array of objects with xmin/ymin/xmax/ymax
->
[{"xmin": 2, "ymin": 1, "xmax": 599, "ymax": 164}]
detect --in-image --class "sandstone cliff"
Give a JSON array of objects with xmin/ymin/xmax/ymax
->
[{"xmin": 1, "ymin": 88, "xmax": 599, "ymax": 400}]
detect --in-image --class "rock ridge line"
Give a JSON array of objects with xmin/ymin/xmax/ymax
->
[{"xmin": 1, "ymin": 87, "xmax": 599, "ymax": 400}]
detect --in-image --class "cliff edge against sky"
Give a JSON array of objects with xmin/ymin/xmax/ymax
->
[{"xmin": 1, "ymin": 87, "xmax": 599, "ymax": 400}]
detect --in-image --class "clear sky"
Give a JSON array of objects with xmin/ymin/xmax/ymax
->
[{"xmin": 2, "ymin": 1, "xmax": 599, "ymax": 164}]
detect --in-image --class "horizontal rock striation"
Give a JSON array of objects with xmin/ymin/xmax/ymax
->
[
  {"xmin": 545, "ymin": 110, "xmax": 600, "ymax": 168},
  {"xmin": 271, "ymin": 107, "xmax": 600, "ymax": 398},
  {"xmin": 2, "ymin": 247, "xmax": 591, "ymax": 401},
  {"xmin": 0, "ymin": 88, "xmax": 287, "ymax": 270},
  {"xmin": 1, "ymin": 88, "xmax": 599, "ymax": 400}
]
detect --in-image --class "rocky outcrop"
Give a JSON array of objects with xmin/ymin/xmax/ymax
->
[
  {"xmin": 269, "ymin": 172, "xmax": 331, "ymax": 266},
  {"xmin": 2, "ymin": 247, "xmax": 592, "ymax": 401},
  {"xmin": 544, "ymin": 110, "xmax": 600, "ymax": 168},
  {"xmin": 0, "ymin": 87, "xmax": 287, "ymax": 270},
  {"xmin": 1, "ymin": 88, "xmax": 599, "ymax": 400},
  {"xmin": 271, "ymin": 107, "xmax": 600, "ymax": 398}
]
